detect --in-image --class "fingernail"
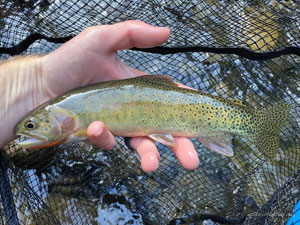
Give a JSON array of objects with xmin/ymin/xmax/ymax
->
[
  {"xmin": 184, "ymin": 150, "xmax": 199, "ymax": 170},
  {"xmin": 141, "ymin": 152, "xmax": 159, "ymax": 172},
  {"xmin": 94, "ymin": 124, "xmax": 103, "ymax": 137}
]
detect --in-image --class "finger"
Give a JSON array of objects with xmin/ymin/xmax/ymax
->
[
  {"xmin": 84, "ymin": 20, "xmax": 170, "ymax": 53},
  {"xmin": 108, "ymin": 20, "xmax": 170, "ymax": 52},
  {"xmin": 87, "ymin": 121, "xmax": 116, "ymax": 150},
  {"xmin": 171, "ymin": 137, "xmax": 199, "ymax": 170},
  {"xmin": 129, "ymin": 137, "xmax": 160, "ymax": 172}
]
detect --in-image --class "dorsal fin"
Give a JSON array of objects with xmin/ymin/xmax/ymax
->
[{"xmin": 134, "ymin": 75, "xmax": 178, "ymax": 87}]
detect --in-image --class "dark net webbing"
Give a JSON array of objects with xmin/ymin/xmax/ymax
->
[{"xmin": 1, "ymin": 1, "xmax": 300, "ymax": 225}]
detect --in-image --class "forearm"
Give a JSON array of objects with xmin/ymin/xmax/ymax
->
[{"xmin": 0, "ymin": 55, "xmax": 49, "ymax": 148}]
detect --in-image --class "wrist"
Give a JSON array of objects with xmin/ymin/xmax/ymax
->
[{"xmin": 0, "ymin": 55, "xmax": 49, "ymax": 148}]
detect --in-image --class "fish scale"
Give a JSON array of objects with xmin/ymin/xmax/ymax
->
[{"xmin": 15, "ymin": 75, "xmax": 290, "ymax": 158}]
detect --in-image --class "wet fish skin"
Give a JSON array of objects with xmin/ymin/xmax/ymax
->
[{"xmin": 14, "ymin": 75, "xmax": 290, "ymax": 158}]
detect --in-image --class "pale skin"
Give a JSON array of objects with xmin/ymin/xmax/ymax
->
[{"xmin": 0, "ymin": 20, "xmax": 199, "ymax": 172}]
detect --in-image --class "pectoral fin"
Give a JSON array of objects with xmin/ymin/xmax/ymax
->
[
  {"xmin": 66, "ymin": 129, "xmax": 88, "ymax": 143},
  {"xmin": 148, "ymin": 134, "xmax": 177, "ymax": 147},
  {"xmin": 197, "ymin": 134, "xmax": 234, "ymax": 156}
]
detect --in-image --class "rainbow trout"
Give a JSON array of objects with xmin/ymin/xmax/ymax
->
[{"xmin": 15, "ymin": 75, "xmax": 290, "ymax": 158}]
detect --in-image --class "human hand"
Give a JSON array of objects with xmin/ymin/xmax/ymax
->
[
  {"xmin": 9, "ymin": 21, "xmax": 199, "ymax": 172},
  {"xmin": 43, "ymin": 20, "xmax": 170, "ymax": 95},
  {"xmin": 43, "ymin": 21, "xmax": 199, "ymax": 172},
  {"xmin": 87, "ymin": 122, "xmax": 199, "ymax": 172}
]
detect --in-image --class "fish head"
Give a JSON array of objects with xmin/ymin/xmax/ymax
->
[{"xmin": 15, "ymin": 106, "xmax": 76, "ymax": 149}]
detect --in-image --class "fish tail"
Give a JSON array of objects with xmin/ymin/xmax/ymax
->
[{"xmin": 249, "ymin": 103, "xmax": 291, "ymax": 159}]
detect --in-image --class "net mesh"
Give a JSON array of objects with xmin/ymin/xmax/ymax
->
[{"xmin": 1, "ymin": 0, "xmax": 300, "ymax": 224}]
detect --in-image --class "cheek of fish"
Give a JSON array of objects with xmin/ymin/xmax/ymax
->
[{"xmin": 16, "ymin": 107, "xmax": 80, "ymax": 149}]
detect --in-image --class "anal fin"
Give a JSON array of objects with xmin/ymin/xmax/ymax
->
[{"xmin": 197, "ymin": 134, "xmax": 234, "ymax": 156}]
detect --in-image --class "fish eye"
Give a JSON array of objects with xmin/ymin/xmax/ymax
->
[{"xmin": 24, "ymin": 119, "xmax": 39, "ymax": 130}]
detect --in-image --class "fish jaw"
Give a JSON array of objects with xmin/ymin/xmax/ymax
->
[
  {"xmin": 16, "ymin": 129, "xmax": 65, "ymax": 149},
  {"xmin": 15, "ymin": 130, "xmax": 49, "ymax": 147},
  {"xmin": 16, "ymin": 135, "xmax": 67, "ymax": 149},
  {"xmin": 16, "ymin": 135, "xmax": 48, "ymax": 148}
]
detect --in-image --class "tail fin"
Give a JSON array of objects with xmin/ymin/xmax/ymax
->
[{"xmin": 249, "ymin": 103, "xmax": 291, "ymax": 159}]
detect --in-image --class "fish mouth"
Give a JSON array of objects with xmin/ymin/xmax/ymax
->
[{"xmin": 15, "ymin": 133, "xmax": 49, "ymax": 148}]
